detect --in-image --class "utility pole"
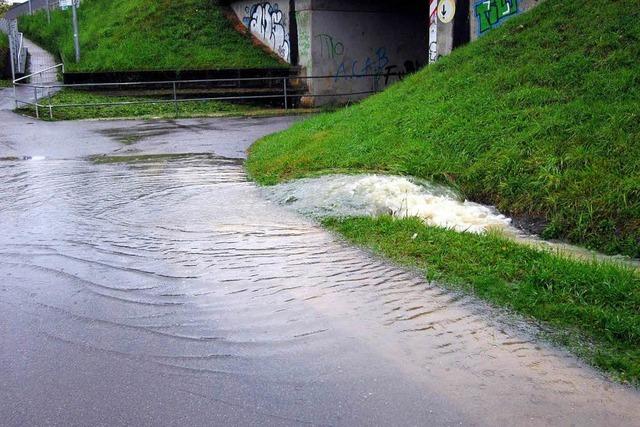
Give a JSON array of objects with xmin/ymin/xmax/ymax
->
[
  {"xmin": 46, "ymin": 0, "xmax": 51, "ymax": 24},
  {"xmin": 72, "ymin": 0, "xmax": 80, "ymax": 62},
  {"xmin": 28, "ymin": 0, "xmax": 32, "ymax": 15}
]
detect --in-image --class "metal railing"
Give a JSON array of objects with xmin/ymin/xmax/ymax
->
[
  {"xmin": 13, "ymin": 63, "xmax": 65, "ymax": 116},
  {"xmin": 0, "ymin": 18, "xmax": 28, "ymax": 75},
  {"xmin": 13, "ymin": 72, "xmax": 406, "ymax": 119}
]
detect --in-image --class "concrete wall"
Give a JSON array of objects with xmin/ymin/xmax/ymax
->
[
  {"xmin": 231, "ymin": 0, "xmax": 543, "ymax": 106},
  {"xmin": 297, "ymin": 0, "xmax": 428, "ymax": 105},
  {"xmin": 470, "ymin": 0, "xmax": 541, "ymax": 40},
  {"xmin": 230, "ymin": 1, "xmax": 292, "ymax": 63},
  {"xmin": 431, "ymin": 0, "xmax": 542, "ymax": 60}
]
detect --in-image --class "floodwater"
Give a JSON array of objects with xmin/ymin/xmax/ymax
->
[
  {"xmin": 1, "ymin": 116, "xmax": 639, "ymax": 426},
  {"xmin": 265, "ymin": 174, "xmax": 640, "ymax": 267}
]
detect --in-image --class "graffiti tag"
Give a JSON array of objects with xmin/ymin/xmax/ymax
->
[
  {"xmin": 474, "ymin": 0, "xmax": 519, "ymax": 34},
  {"xmin": 315, "ymin": 34, "xmax": 421, "ymax": 85},
  {"xmin": 244, "ymin": 2, "xmax": 290, "ymax": 61},
  {"xmin": 316, "ymin": 34, "xmax": 345, "ymax": 59},
  {"xmin": 334, "ymin": 47, "xmax": 390, "ymax": 82}
]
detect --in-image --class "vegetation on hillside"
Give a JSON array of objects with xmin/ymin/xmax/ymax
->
[
  {"xmin": 19, "ymin": 0, "xmax": 284, "ymax": 72},
  {"xmin": 0, "ymin": 2, "xmax": 10, "ymax": 17},
  {"xmin": 247, "ymin": 0, "xmax": 640, "ymax": 258},
  {"xmin": 326, "ymin": 216, "xmax": 640, "ymax": 384},
  {"xmin": 0, "ymin": 33, "xmax": 9, "ymax": 82}
]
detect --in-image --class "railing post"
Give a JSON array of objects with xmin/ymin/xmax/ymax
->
[
  {"xmin": 283, "ymin": 77, "xmax": 288, "ymax": 110},
  {"xmin": 48, "ymin": 88, "xmax": 53, "ymax": 120},
  {"xmin": 172, "ymin": 82, "xmax": 178, "ymax": 118},
  {"xmin": 34, "ymin": 87, "xmax": 39, "ymax": 119}
]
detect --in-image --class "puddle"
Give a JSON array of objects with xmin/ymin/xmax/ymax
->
[
  {"xmin": 1, "ymin": 152, "xmax": 638, "ymax": 425},
  {"xmin": 89, "ymin": 153, "xmax": 242, "ymax": 165},
  {"xmin": 0, "ymin": 156, "xmax": 46, "ymax": 162}
]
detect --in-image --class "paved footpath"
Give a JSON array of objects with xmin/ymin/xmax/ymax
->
[
  {"xmin": 0, "ymin": 73, "xmax": 639, "ymax": 426},
  {"xmin": 23, "ymin": 37, "xmax": 59, "ymax": 85}
]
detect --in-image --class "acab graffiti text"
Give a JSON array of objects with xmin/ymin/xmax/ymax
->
[{"xmin": 316, "ymin": 34, "xmax": 421, "ymax": 84}]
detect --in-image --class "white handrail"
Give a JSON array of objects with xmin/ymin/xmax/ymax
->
[
  {"xmin": 14, "ymin": 63, "xmax": 65, "ymax": 84},
  {"xmin": 17, "ymin": 33, "xmax": 24, "ymax": 70}
]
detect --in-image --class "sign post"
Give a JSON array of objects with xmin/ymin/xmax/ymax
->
[
  {"xmin": 72, "ymin": 0, "xmax": 80, "ymax": 62},
  {"xmin": 428, "ymin": 0, "xmax": 438, "ymax": 63},
  {"xmin": 8, "ymin": 22, "xmax": 17, "ymax": 107}
]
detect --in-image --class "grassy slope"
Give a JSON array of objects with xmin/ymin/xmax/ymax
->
[
  {"xmin": 327, "ymin": 217, "xmax": 640, "ymax": 383},
  {"xmin": 0, "ymin": 34, "xmax": 8, "ymax": 80},
  {"xmin": 247, "ymin": 0, "xmax": 640, "ymax": 257},
  {"xmin": 19, "ymin": 0, "xmax": 283, "ymax": 72}
]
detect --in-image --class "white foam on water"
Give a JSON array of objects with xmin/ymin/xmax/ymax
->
[{"xmin": 263, "ymin": 174, "xmax": 515, "ymax": 234}]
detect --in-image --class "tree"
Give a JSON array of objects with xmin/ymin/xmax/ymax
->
[{"xmin": 0, "ymin": 1, "xmax": 11, "ymax": 18}]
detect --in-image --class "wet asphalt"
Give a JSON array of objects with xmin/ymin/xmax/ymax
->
[{"xmin": 1, "ymin": 87, "xmax": 639, "ymax": 426}]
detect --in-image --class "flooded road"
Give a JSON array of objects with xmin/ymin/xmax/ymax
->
[{"xmin": 1, "ymin": 113, "xmax": 639, "ymax": 426}]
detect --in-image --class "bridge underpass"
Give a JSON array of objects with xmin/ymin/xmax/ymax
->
[{"xmin": 229, "ymin": 0, "xmax": 541, "ymax": 105}]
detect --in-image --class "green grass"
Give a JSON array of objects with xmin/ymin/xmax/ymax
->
[
  {"xmin": 0, "ymin": 33, "xmax": 8, "ymax": 80},
  {"xmin": 19, "ymin": 0, "xmax": 284, "ymax": 72},
  {"xmin": 247, "ymin": 0, "xmax": 640, "ymax": 258},
  {"xmin": 16, "ymin": 88, "xmax": 268, "ymax": 120},
  {"xmin": 326, "ymin": 216, "xmax": 640, "ymax": 383}
]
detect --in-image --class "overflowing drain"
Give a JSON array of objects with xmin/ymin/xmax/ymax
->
[{"xmin": 263, "ymin": 174, "xmax": 515, "ymax": 234}]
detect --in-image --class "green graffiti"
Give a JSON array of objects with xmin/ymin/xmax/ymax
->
[{"xmin": 474, "ymin": 0, "xmax": 519, "ymax": 34}]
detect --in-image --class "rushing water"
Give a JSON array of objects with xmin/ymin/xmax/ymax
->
[
  {"xmin": 263, "ymin": 174, "xmax": 514, "ymax": 234},
  {"xmin": 1, "ymin": 119, "xmax": 639, "ymax": 425},
  {"xmin": 264, "ymin": 174, "xmax": 640, "ymax": 267}
]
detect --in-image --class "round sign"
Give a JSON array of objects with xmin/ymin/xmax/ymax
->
[{"xmin": 437, "ymin": 0, "xmax": 456, "ymax": 24}]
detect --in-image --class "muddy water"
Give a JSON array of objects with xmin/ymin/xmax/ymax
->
[
  {"xmin": 263, "ymin": 174, "xmax": 514, "ymax": 233},
  {"xmin": 1, "ymin": 120, "xmax": 639, "ymax": 426},
  {"xmin": 265, "ymin": 174, "xmax": 640, "ymax": 268}
]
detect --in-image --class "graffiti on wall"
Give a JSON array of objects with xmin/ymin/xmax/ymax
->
[
  {"xmin": 474, "ymin": 0, "xmax": 519, "ymax": 34},
  {"xmin": 315, "ymin": 34, "xmax": 421, "ymax": 85},
  {"xmin": 316, "ymin": 33, "xmax": 345, "ymax": 60},
  {"xmin": 243, "ymin": 2, "xmax": 290, "ymax": 62},
  {"xmin": 428, "ymin": 0, "xmax": 439, "ymax": 63}
]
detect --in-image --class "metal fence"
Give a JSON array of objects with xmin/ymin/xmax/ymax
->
[
  {"xmin": 13, "ymin": 70, "xmax": 405, "ymax": 119},
  {"xmin": 0, "ymin": 18, "xmax": 28, "ymax": 76}
]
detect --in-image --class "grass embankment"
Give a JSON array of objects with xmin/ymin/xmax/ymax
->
[
  {"xmin": 16, "ymin": 89, "xmax": 308, "ymax": 121},
  {"xmin": 248, "ymin": 0, "xmax": 640, "ymax": 381},
  {"xmin": 247, "ymin": 0, "xmax": 640, "ymax": 258},
  {"xmin": 0, "ymin": 34, "xmax": 10, "ymax": 87},
  {"xmin": 326, "ymin": 217, "xmax": 640, "ymax": 383},
  {"xmin": 19, "ymin": 0, "xmax": 283, "ymax": 72}
]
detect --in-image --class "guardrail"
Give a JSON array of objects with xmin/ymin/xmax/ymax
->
[
  {"xmin": 13, "ymin": 63, "xmax": 65, "ymax": 113},
  {"xmin": 13, "ymin": 72, "xmax": 406, "ymax": 119}
]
